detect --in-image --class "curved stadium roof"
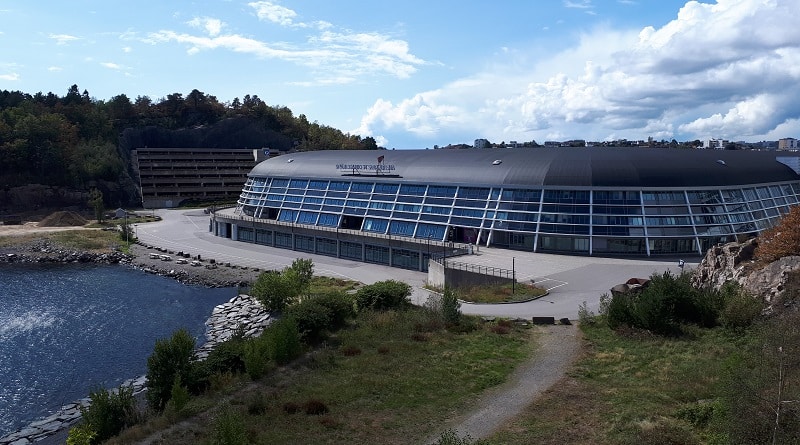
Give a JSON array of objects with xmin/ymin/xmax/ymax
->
[{"xmin": 249, "ymin": 147, "xmax": 800, "ymax": 188}]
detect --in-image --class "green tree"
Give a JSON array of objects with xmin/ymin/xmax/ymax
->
[
  {"xmin": 146, "ymin": 329, "xmax": 196, "ymax": 411},
  {"xmin": 88, "ymin": 188, "xmax": 105, "ymax": 222},
  {"xmin": 78, "ymin": 385, "xmax": 137, "ymax": 444},
  {"xmin": 250, "ymin": 270, "xmax": 299, "ymax": 313}
]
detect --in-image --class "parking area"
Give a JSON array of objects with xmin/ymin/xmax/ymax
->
[{"xmin": 135, "ymin": 209, "xmax": 697, "ymax": 319}]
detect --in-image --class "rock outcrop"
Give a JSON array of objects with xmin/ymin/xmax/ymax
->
[
  {"xmin": 195, "ymin": 293, "xmax": 272, "ymax": 360},
  {"xmin": 692, "ymin": 238, "xmax": 800, "ymax": 306}
]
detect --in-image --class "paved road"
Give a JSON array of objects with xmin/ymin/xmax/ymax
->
[{"xmin": 135, "ymin": 209, "xmax": 695, "ymax": 319}]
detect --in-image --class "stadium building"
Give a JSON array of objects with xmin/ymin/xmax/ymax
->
[{"xmin": 210, "ymin": 148, "xmax": 800, "ymax": 269}]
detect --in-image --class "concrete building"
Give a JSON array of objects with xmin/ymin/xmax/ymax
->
[
  {"xmin": 210, "ymin": 147, "xmax": 800, "ymax": 269},
  {"xmin": 779, "ymin": 138, "xmax": 799, "ymax": 151},
  {"xmin": 133, "ymin": 147, "xmax": 269, "ymax": 208}
]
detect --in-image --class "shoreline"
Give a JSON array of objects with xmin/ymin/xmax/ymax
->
[{"xmin": 0, "ymin": 236, "xmax": 268, "ymax": 445}]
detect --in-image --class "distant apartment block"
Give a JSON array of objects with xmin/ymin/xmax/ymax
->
[
  {"xmin": 133, "ymin": 147, "xmax": 269, "ymax": 208},
  {"xmin": 704, "ymin": 139, "xmax": 728, "ymax": 149},
  {"xmin": 779, "ymin": 138, "xmax": 799, "ymax": 151},
  {"xmin": 474, "ymin": 138, "xmax": 490, "ymax": 149}
]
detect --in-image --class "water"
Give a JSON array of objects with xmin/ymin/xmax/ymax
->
[{"xmin": 0, "ymin": 263, "xmax": 235, "ymax": 436}]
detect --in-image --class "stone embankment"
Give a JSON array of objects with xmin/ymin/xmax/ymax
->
[
  {"xmin": 0, "ymin": 294, "xmax": 270, "ymax": 445},
  {"xmin": 0, "ymin": 241, "xmax": 131, "ymax": 265}
]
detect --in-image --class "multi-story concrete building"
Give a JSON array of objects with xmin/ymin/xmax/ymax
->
[
  {"xmin": 779, "ymin": 138, "xmax": 799, "ymax": 151},
  {"xmin": 133, "ymin": 147, "xmax": 269, "ymax": 208}
]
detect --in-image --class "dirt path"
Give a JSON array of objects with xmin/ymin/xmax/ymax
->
[{"xmin": 427, "ymin": 323, "xmax": 581, "ymax": 443}]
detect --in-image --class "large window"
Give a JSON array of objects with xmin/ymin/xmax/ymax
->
[
  {"xmin": 389, "ymin": 220, "xmax": 416, "ymax": 236},
  {"xmin": 363, "ymin": 218, "xmax": 389, "ymax": 233}
]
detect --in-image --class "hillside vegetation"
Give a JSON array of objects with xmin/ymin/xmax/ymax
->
[{"xmin": 0, "ymin": 86, "xmax": 379, "ymax": 210}]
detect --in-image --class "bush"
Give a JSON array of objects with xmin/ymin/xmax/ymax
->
[
  {"xmin": 286, "ymin": 298, "xmax": 333, "ymax": 343},
  {"xmin": 246, "ymin": 392, "xmax": 269, "ymax": 415},
  {"xmin": 204, "ymin": 336, "xmax": 247, "ymax": 375},
  {"xmin": 263, "ymin": 317, "xmax": 302, "ymax": 365},
  {"xmin": 755, "ymin": 205, "xmax": 800, "ymax": 264},
  {"xmin": 66, "ymin": 423, "xmax": 97, "ymax": 445},
  {"xmin": 242, "ymin": 336, "xmax": 271, "ymax": 380},
  {"xmin": 168, "ymin": 377, "xmax": 190, "ymax": 413},
  {"xmin": 718, "ymin": 283, "xmax": 762, "ymax": 329},
  {"xmin": 441, "ymin": 287, "xmax": 462, "ymax": 325},
  {"xmin": 79, "ymin": 385, "xmax": 137, "ymax": 444},
  {"xmin": 606, "ymin": 271, "xmax": 726, "ymax": 336},
  {"xmin": 303, "ymin": 398, "xmax": 329, "ymax": 415},
  {"xmin": 250, "ymin": 271, "xmax": 299, "ymax": 313},
  {"xmin": 309, "ymin": 291, "xmax": 355, "ymax": 329},
  {"xmin": 287, "ymin": 258, "xmax": 314, "ymax": 292},
  {"xmin": 355, "ymin": 280, "xmax": 412, "ymax": 311},
  {"xmin": 146, "ymin": 328, "xmax": 196, "ymax": 411},
  {"xmin": 210, "ymin": 404, "xmax": 248, "ymax": 445}
]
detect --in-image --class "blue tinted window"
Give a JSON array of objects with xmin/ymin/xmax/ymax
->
[
  {"xmin": 457, "ymin": 187, "xmax": 490, "ymax": 200},
  {"xmin": 369, "ymin": 201, "xmax": 393, "ymax": 210},
  {"xmin": 303, "ymin": 197, "xmax": 323, "ymax": 204},
  {"xmin": 395, "ymin": 203, "xmax": 421, "ymax": 212},
  {"xmin": 289, "ymin": 179, "xmax": 308, "ymax": 189},
  {"xmin": 422, "ymin": 205, "xmax": 450, "ymax": 215},
  {"xmin": 400, "ymin": 184, "xmax": 427, "ymax": 195},
  {"xmin": 329, "ymin": 181, "xmax": 350, "ymax": 191},
  {"xmin": 278, "ymin": 209, "xmax": 297, "ymax": 222},
  {"xmin": 271, "ymin": 178, "xmax": 289, "ymax": 187},
  {"xmin": 324, "ymin": 198, "xmax": 345, "ymax": 206},
  {"xmin": 297, "ymin": 211, "xmax": 318, "ymax": 224},
  {"xmin": 428, "ymin": 186, "xmax": 457, "ymax": 197},
  {"xmin": 389, "ymin": 220, "xmax": 416, "ymax": 236},
  {"xmin": 346, "ymin": 199, "xmax": 368, "ymax": 208},
  {"xmin": 363, "ymin": 218, "xmax": 389, "ymax": 233},
  {"xmin": 351, "ymin": 182, "xmax": 374, "ymax": 192},
  {"xmin": 373, "ymin": 183, "xmax": 399, "ymax": 194},
  {"xmin": 308, "ymin": 180, "xmax": 328, "ymax": 190},
  {"xmin": 415, "ymin": 223, "xmax": 446, "ymax": 240},
  {"xmin": 317, "ymin": 213, "xmax": 339, "ymax": 227}
]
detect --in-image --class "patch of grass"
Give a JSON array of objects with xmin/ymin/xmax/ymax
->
[
  {"xmin": 488, "ymin": 320, "xmax": 752, "ymax": 445},
  {"xmin": 0, "ymin": 229, "xmax": 119, "ymax": 251},
  {"xmin": 456, "ymin": 283, "xmax": 547, "ymax": 304},
  {"xmin": 309, "ymin": 276, "xmax": 359, "ymax": 294},
  {"xmin": 112, "ymin": 307, "xmax": 532, "ymax": 445}
]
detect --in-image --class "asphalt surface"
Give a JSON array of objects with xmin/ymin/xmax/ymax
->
[{"xmin": 135, "ymin": 209, "xmax": 695, "ymax": 320}]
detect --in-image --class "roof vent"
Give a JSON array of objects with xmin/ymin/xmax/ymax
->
[
  {"xmin": 716, "ymin": 159, "xmax": 726, "ymax": 166},
  {"xmin": 492, "ymin": 159, "xmax": 502, "ymax": 165},
  {"xmin": 286, "ymin": 158, "xmax": 294, "ymax": 163}
]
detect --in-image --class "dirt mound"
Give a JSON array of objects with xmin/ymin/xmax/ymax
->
[{"xmin": 38, "ymin": 211, "xmax": 89, "ymax": 227}]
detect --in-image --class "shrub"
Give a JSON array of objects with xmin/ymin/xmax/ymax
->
[
  {"xmin": 242, "ymin": 336, "xmax": 271, "ymax": 380},
  {"xmin": 263, "ymin": 317, "xmax": 302, "ymax": 365},
  {"xmin": 246, "ymin": 392, "xmax": 268, "ymax": 415},
  {"xmin": 286, "ymin": 298, "xmax": 333, "ymax": 343},
  {"xmin": 355, "ymin": 280, "xmax": 412, "ymax": 311},
  {"xmin": 79, "ymin": 385, "xmax": 137, "ymax": 444},
  {"xmin": 66, "ymin": 423, "xmax": 97, "ymax": 445},
  {"xmin": 605, "ymin": 271, "xmax": 726, "ymax": 336},
  {"xmin": 286, "ymin": 258, "xmax": 314, "ymax": 292},
  {"xmin": 441, "ymin": 287, "xmax": 462, "ymax": 325},
  {"xmin": 340, "ymin": 345, "xmax": 362, "ymax": 356},
  {"xmin": 204, "ymin": 336, "xmax": 246, "ymax": 375},
  {"xmin": 211, "ymin": 404, "xmax": 248, "ymax": 445},
  {"xmin": 755, "ymin": 205, "xmax": 800, "ymax": 264},
  {"xmin": 490, "ymin": 324, "xmax": 510, "ymax": 335},
  {"xmin": 283, "ymin": 401, "xmax": 301, "ymax": 414},
  {"xmin": 168, "ymin": 377, "xmax": 190, "ymax": 413},
  {"xmin": 303, "ymin": 398, "xmax": 329, "ymax": 415},
  {"xmin": 308, "ymin": 291, "xmax": 355, "ymax": 329},
  {"xmin": 146, "ymin": 328, "xmax": 196, "ymax": 411},
  {"xmin": 250, "ymin": 271, "xmax": 299, "ymax": 313},
  {"xmin": 718, "ymin": 283, "xmax": 762, "ymax": 330},
  {"xmin": 432, "ymin": 428, "xmax": 486, "ymax": 445}
]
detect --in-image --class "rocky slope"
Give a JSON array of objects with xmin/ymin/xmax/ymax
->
[{"xmin": 691, "ymin": 238, "xmax": 800, "ymax": 309}]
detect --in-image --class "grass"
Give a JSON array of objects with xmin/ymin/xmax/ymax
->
[
  {"xmin": 308, "ymin": 276, "xmax": 360, "ymax": 294},
  {"xmin": 455, "ymin": 282, "xmax": 548, "ymax": 304},
  {"xmin": 0, "ymin": 229, "xmax": 121, "ymax": 251},
  {"xmin": 109, "ymin": 309, "xmax": 535, "ymax": 445},
  {"xmin": 486, "ymin": 321, "xmax": 753, "ymax": 445}
]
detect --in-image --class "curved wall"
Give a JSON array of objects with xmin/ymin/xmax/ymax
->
[{"xmin": 232, "ymin": 148, "xmax": 800, "ymax": 256}]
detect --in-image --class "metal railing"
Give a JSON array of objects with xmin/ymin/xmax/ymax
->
[{"xmin": 429, "ymin": 258, "xmax": 514, "ymax": 280}]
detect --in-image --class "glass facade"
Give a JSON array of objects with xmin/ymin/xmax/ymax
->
[{"xmin": 236, "ymin": 176, "xmax": 800, "ymax": 256}]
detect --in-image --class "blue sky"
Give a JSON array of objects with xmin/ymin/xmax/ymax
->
[{"xmin": 1, "ymin": 0, "xmax": 799, "ymax": 149}]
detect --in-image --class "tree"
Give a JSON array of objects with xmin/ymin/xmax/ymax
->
[
  {"xmin": 250, "ymin": 270, "xmax": 300, "ymax": 313},
  {"xmin": 145, "ymin": 329, "xmax": 196, "ymax": 411},
  {"xmin": 88, "ymin": 188, "xmax": 105, "ymax": 222}
]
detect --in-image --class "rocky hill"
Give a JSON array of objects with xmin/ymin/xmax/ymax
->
[{"xmin": 692, "ymin": 238, "xmax": 800, "ymax": 311}]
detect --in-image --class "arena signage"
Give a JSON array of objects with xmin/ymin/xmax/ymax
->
[{"xmin": 336, "ymin": 155, "xmax": 395, "ymax": 172}]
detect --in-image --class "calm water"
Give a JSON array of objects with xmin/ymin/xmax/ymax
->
[{"xmin": 0, "ymin": 263, "xmax": 235, "ymax": 436}]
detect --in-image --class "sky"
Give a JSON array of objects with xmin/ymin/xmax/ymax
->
[{"xmin": 1, "ymin": 0, "xmax": 799, "ymax": 149}]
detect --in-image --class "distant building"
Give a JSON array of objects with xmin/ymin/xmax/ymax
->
[
  {"xmin": 704, "ymin": 139, "xmax": 729, "ymax": 149},
  {"xmin": 779, "ymin": 138, "xmax": 799, "ymax": 151},
  {"xmin": 474, "ymin": 138, "xmax": 490, "ymax": 149},
  {"xmin": 133, "ymin": 147, "xmax": 269, "ymax": 208}
]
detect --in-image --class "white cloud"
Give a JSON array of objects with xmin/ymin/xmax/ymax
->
[
  {"xmin": 0, "ymin": 72, "xmax": 19, "ymax": 81},
  {"xmin": 247, "ymin": 1, "xmax": 331, "ymax": 29},
  {"xmin": 47, "ymin": 66, "xmax": 62, "ymax": 72},
  {"xmin": 101, "ymin": 62, "xmax": 124, "ymax": 70},
  {"xmin": 49, "ymin": 33, "xmax": 81, "ymax": 45},
  {"xmin": 148, "ymin": 24, "xmax": 426, "ymax": 82},
  {"xmin": 564, "ymin": 0, "xmax": 592, "ymax": 9},
  {"xmin": 188, "ymin": 17, "xmax": 224, "ymax": 36},
  {"xmin": 359, "ymin": 0, "xmax": 800, "ymax": 145}
]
